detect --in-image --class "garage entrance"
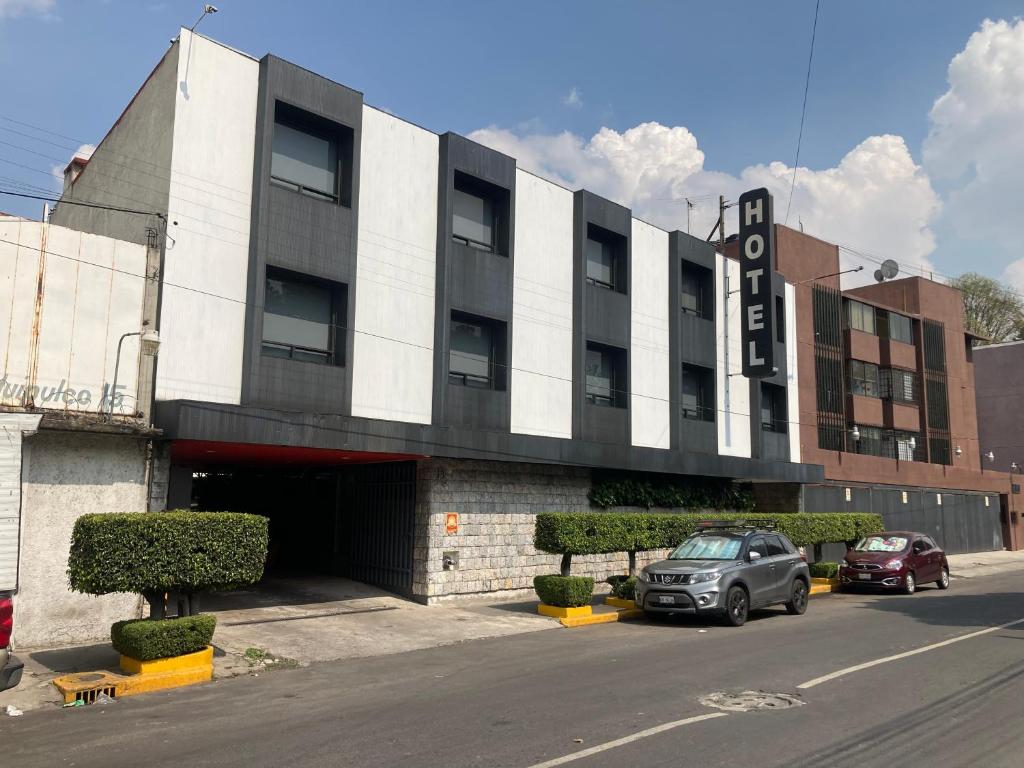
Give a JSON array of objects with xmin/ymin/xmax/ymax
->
[{"xmin": 177, "ymin": 442, "xmax": 419, "ymax": 597}]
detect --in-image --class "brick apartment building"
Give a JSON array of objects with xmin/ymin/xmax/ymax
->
[{"xmin": 729, "ymin": 227, "xmax": 1021, "ymax": 553}]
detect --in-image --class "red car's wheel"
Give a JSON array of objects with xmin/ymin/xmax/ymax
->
[
  {"xmin": 937, "ymin": 567, "xmax": 950, "ymax": 590},
  {"xmin": 903, "ymin": 571, "xmax": 916, "ymax": 595}
]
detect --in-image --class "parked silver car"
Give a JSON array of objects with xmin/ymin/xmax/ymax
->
[{"xmin": 635, "ymin": 524, "xmax": 810, "ymax": 626}]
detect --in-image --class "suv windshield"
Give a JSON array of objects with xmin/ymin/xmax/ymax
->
[
  {"xmin": 853, "ymin": 535, "xmax": 909, "ymax": 553},
  {"xmin": 669, "ymin": 534, "xmax": 744, "ymax": 561}
]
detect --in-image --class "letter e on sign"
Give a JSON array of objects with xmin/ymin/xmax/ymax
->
[
  {"xmin": 445, "ymin": 513, "xmax": 458, "ymax": 534},
  {"xmin": 738, "ymin": 188, "xmax": 777, "ymax": 378}
]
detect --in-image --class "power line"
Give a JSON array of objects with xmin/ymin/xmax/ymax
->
[
  {"xmin": 784, "ymin": 0, "xmax": 820, "ymax": 226},
  {"xmin": 0, "ymin": 189, "xmax": 163, "ymax": 219}
]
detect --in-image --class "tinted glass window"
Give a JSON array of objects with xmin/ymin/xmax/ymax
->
[
  {"xmin": 888, "ymin": 313, "xmax": 913, "ymax": 343},
  {"xmin": 749, "ymin": 537, "xmax": 769, "ymax": 558},
  {"xmin": 586, "ymin": 238, "xmax": 616, "ymax": 289},
  {"xmin": 765, "ymin": 536, "xmax": 786, "ymax": 556},
  {"xmin": 452, "ymin": 187, "xmax": 495, "ymax": 250},
  {"xmin": 271, "ymin": 121, "xmax": 338, "ymax": 199},
  {"xmin": 681, "ymin": 364, "xmax": 714, "ymax": 422},
  {"xmin": 262, "ymin": 272, "xmax": 335, "ymax": 364},
  {"xmin": 450, "ymin": 318, "xmax": 493, "ymax": 387}
]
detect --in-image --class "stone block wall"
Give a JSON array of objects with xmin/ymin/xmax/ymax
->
[{"xmin": 413, "ymin": 458, "xmax": 681, "ymax": 602}]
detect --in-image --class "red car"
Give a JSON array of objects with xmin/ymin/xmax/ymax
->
[{"xmin": 838, "ymin": 531, "xmax": 950, "ymax": 595}]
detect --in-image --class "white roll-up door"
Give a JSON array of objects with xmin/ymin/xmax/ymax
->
[{"xmin": 0, "ymin": 414, "xmax": 42, "ymax": 593}]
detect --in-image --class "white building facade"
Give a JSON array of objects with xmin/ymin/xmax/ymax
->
[{"xmin": 45, "ymin": 30, "xmax": 820, "ymax": 604}]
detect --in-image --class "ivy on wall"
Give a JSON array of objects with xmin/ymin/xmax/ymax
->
[{"xmin": 588, "ymin": 472, "xmax": 754, "ymax": 511}]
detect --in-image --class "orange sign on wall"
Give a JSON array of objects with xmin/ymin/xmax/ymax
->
[{"xmin": 445, "ymin": 513, "xmax": 458, "ymax": 534}]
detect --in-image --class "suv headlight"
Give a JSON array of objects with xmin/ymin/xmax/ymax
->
[
  {"xmin": 690, "ymin": 571, "xmax": 721, "ymax": 584},
  {"xmin": 884, "ymin": 559, "xmax": 903, "ymax": 571},
  {"xmin": 638, "ymin": 571, "xmax": 650, "ymax": 583}
]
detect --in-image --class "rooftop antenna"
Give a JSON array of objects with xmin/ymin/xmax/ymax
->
[{"xmin": 191, "ymin": 4, "xmax": 218, "ymax": 32}]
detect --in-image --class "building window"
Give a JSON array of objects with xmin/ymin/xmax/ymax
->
[
  {"xmin": 680, "ymin": 262, "xmax": 713, "ymax": 320},
  {"xmin": 880, "ymin": 311, "xmax": 913, "ymax": 344},
  {"xmin": 929, "ymin": 436, "xmax": 952, "ymax": 466},
  {"xmin": 760, "ymin": 382, "xmax": 787, "ymax": 433},
  {"xmin": 846, "ymin": 300, "xmax": 876, "ymax": 335},
  {"xmin": 449, "ymin": 311, "xmax": 506, "ymax": 390},
  {"xmin": 585, "ymin": 342, "xmax": 627, "ymax": 408},
  {"xmin": 882, "ymin": 430, "xmax": 922, "ymax": 461},
  {"xmin": 452, "ymin": 172, "xmax": 508, "ymax": 254},
  {"xmin": 271, "ymin": 102, "xmax": 350, "ymax": 204},
  {"xmin": 681, "ymin": 364, "xmax": 715, "ymax": 422},
  {"xmin": 775, "ymin": 294, "xmax": 785, "ymax": 343},
  {"xmin": 881, "ymin": 368, "xmax": 918, "ymax": 404},
  {"xmin": 852, "ymin": 425, "xmax": 883, "ymax": 456},
  {"xmin": 849, "ymin": 360, "xmax": 880, "ymax": 398},
  {"xmin": 585, "ymin": 224, "xmax": 626, "ymax": 293},
  {"xmin": 261, "ymin": 267, "xmax": 344, "ymax": 365}
]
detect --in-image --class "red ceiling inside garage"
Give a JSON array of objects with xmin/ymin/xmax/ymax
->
[{"xmin": 170, "ymin": 440, "xmax": 424, "ymax": 466}]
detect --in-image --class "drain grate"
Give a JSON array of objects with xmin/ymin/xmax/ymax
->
[{"xmin": 699, "ymin": 690, "xmax": 804, "ymax": 712}]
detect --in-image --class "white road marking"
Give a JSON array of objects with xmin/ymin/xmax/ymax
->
[
  {"xmin": 525, "ymin": 712, "xmax": 729, "ymax": 768},
  {"xmin": 798, "ymin": 616, "xmax": 1024, "ymax": 689}
]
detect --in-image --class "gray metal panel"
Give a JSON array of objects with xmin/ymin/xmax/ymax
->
[
  {"xmin": 445, "ymin": 384, "xmax": 511, "ymax": 432},
  {"xmin": 584, "ymin": 284, "xmax": 630, "ymax": 348},
  {"xmin": 448, "ymin": 242, "xmax": 512, "ymax": 320},
  {"xmin": 242, "ymin": 55, "xmax": 363, "ymax": 414},
  {"xmin": 760, "ymin": 431, "xmax": 790, "ymax": 462},
  {"xmin": 156, "ymin": 399, "xmax": 826, "ymax": 483},
  {"xmin": 679, "ymin": 315, "xmax": 717, "ymax": 367},
  {"xmin": 573, "ymin": 190, "xmax": 632, "ymax": 444},
  {"xmin": 432, "ymin": 133, "xmax": 516, "ymax": 429},
  {"xmin": 678, "ymin": 418, "xmax": 717, "ymax": 454}
]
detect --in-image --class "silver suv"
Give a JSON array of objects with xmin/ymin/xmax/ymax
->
[{"xmin": 635, "ymin": 523, "xmax": 810, "ymax": 626}]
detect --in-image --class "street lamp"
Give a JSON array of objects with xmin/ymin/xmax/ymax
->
[{"xmin": 109, "ymin": 329, "xmax": 161, "ymax": 417}]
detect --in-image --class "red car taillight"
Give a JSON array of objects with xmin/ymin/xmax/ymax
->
[
  {"xmin": 797, "ymin": 546, "xmax": 807, "ymax": 562},
  {"xmin": 0, "ymin": 597, "xmax": 13, "ymax": 648}
]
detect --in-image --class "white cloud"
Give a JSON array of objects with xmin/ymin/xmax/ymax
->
[
  {"xmin": 469, "ymin": 124, "xmax": 940, "ymax": 285},
  {"xmin": 562, "ymin": 87, "xmax": 583, "ymax": 109},
  {"xmin": 0, "ymin": 0, "xmax": 55, "ymax": 19},
  {"xmin": 924, "ymin": 18, "xmax": 1024, "ymax": 286},
  {"xmin": 50, "ymin": 143, "xmax": 95, "ymax": 189}
]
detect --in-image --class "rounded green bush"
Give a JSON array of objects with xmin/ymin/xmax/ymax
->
[
  {"xmin": 534, "ymin": 575, "xmax": 594, "ymax": 607},
  {"xmin": 68, "ymin": 511, "xmax": 269, "ymax": 595},
  {"xmin": 809, "ymin": 561, "xmax": 840, "ymax": 579},
  {"xmin": 111, "ymin": 615, "xmax": 216, "ymax": 661}
]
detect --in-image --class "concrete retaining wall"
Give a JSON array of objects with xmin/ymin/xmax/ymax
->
[
  {"xmin": 14, "ymin": 430, "xmax": 147, "ymax": 648},
  {"xmin": 414, "ymin": 458, "xmax": 742, "ymax": 602}
]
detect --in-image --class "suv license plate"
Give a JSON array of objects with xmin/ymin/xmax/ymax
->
[
  {"xmin": 658, "ymin": 595, "xmax": 675, "ymax": 604},
  {"xmin": 858, "ymin": 573, "xmax": 872, "ymax": 580}
]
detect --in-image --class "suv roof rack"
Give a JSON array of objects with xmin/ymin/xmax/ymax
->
[{"xmin": 696, "ymin": 520, "xmax": 776, "ymax": 532}]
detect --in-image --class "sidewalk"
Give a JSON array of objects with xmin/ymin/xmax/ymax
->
[
  {"xmin": 946, "ymin": 549, "xmax": 1024, "ymax": 579},
  {"xmin": 1, "ymin": 576, "xmax": 555, "ymax": 715}
]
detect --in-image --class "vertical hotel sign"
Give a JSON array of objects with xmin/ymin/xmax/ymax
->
[{"xmin": 738, "ymin": 188, "xmax": 777, "ymax": 378}]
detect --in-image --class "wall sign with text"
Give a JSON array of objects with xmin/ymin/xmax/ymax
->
[{"xmin": 738, "ymin": 188, "xmax": 778, "ymax": 378}]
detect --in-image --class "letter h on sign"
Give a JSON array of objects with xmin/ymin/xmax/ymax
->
[{"xmin": 738, "ymin": 188, "xmax": 777, "ymax": 378}]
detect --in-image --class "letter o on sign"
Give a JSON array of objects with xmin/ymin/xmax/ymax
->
[{"xmin": 744, "ymin": 234, "xmax": 764, "ymax": 260}]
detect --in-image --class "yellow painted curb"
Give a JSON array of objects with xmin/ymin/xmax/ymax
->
[
  {"xmin": 53, "ymin": 646, "xmax": 214, "ymax": 705},
  {"xmin": 810, "ymin": 578, "xmax": 839, "ymax": 596},
  {"xmin": 603, "ymin": 596, "xmax": 636, "ymax": 609},
  {"xmin": 538, "ymin": 603, "xmax": 592, "ymax": 619},
  {"xmin": 559, "ymin": 607, "xmax": 644, "ymax": 628}
]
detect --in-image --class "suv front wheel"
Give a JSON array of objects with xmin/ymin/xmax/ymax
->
[
  {"xmin": 724, "ymin": 585, "xmax": 749, "ymax": 627},
  {"xmin": 785, "ymin": 579, "xmax": 809, "ymax": 615}
]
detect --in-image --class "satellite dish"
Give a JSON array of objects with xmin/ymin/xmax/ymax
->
[
  {"xmin": 880, "ymin": 259, "xmax": 899, "ymax": 280},
  {"xmin": 874, "ymin": 269, "xmax": 885, "ymax": 283}
]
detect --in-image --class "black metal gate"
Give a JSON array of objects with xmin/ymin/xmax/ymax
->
[
  {"xmin": 335, "ymin": 461, "xmax": 416, "ymax": 596},
  {"xmin": 803, "ymin": 484, "xmax": 1003, "ymax": 555}
]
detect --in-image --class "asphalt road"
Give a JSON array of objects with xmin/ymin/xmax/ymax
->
[{"xmin": 4, "ymin": 571, "xmax": 1024, "ymax": 768}]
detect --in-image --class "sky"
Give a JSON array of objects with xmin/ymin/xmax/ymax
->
[{"xmin": 1, "ymin": 0, "xmax": 1023, "ymax": 290}]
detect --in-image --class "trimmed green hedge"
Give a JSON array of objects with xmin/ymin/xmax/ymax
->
[
  {"xmin": 535, "ymin": 512, "xmax": 883, "ymax": 556},
  {"xmin": 534, "ymin": 575, "xmax": 594, "ymax": 607},
  {"xmin": 607, "ymin": 575, "xmax": 638, "ymax": 600},
  {"xmin": 111, "ymin": 615, "xmax": 216, "ymax": 661},
  {"xmin": 589, "ymin": 475, "xmax": 753, "ymax": 510},
  {"xmin": 809, "ymin": 561, "xmax": 840, "ymax": 579},
  {"xmin": 68, "ymin": 512, "xmax": 268, "ymax": 595}
]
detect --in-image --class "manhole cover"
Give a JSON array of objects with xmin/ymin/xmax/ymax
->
[{"xmin": 699, "ymin": 691, "xmax": 804, "ymax": 712}]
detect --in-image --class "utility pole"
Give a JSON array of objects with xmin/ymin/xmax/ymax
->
[{"xmin": 718, "ymin": 194, "xmax": 726, "ymax": 255}]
